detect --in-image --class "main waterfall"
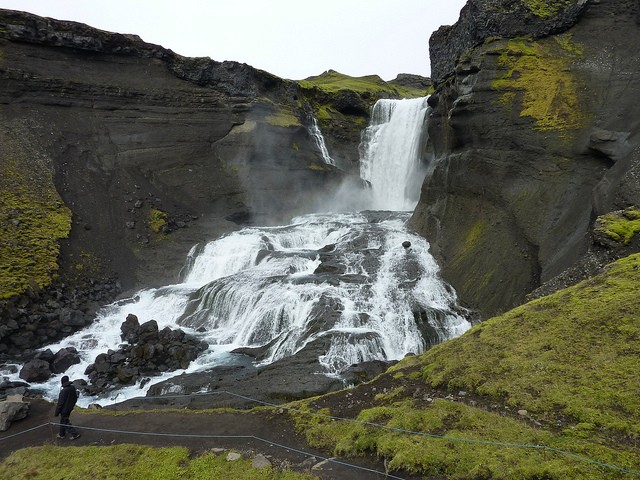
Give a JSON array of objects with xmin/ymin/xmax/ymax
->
[{"xmin": 11, "ymin": 97, "xmax": 471, "ymax": 405}]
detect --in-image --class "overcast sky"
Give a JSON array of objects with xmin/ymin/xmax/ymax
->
[{"xmin": 0, "ymin": 0, "xmax": 466, "ymax": 80}]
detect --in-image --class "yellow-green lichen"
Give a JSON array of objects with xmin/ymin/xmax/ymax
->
[
  {"xmin": 523, "ymin": 0, "xmax": 574, "ymax": 19},
  {"xmin": 492, "ymin": 36, "xmax": 587, "ymax": 133},
  {"xmin": 454, "ymin": 219, "xmax": 487, "ymax": 268},
  {"xmin": 0, "ymin": 152, "xmax": 72, "ymax": 300},
  {"xmin": 147, "ymin": 209, "xmax": 168, "ymax": 233},
  {"xmin": 264, "ymin": 110, "xmax": 301, "ymax": 128},
  {"xmin": 594, "ymin": 208, "xmax": 640, "ymax": 245}
]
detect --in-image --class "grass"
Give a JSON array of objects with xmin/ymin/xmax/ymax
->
[
  {"xmin": 298, "ymin": 70, "xmax": 428, "ymax": 99},
  {"xmin": 288, "ymin": 253, "xmax": 640, "ymax": 479},
  {"xmin": 0, "ymin": 131, "xmax": 72, "ymax": 299},
  {"xmin": 0, "ymin": 445, "xmax": 317, "ymax": 480}
]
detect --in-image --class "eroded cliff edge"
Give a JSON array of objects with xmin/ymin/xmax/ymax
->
[{"xmin": 410, "ymin": 0, "xmax": 640, "ymax": 316}]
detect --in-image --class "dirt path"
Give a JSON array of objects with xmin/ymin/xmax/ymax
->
[{"xmin": 0, "ymin": 399, "xmax": 400, "ymax": 480}]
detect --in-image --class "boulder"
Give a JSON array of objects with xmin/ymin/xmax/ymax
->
[
  {"xmin": 18, "ymin": 359, "xmax": 52, "ymax": 383},
  {"xmin": 121, "ymin": 314, "xmax": 140, "ymax": 343},
  {"xmin": 51, "ymin": 347, "xmax": 81, "ymax": 374},
  {"xmin": 0, "ymin": 400, "xmax": 29, "ymax": 431}
]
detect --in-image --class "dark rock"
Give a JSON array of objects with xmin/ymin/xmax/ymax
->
[
  {"xmin": 429, "ymin": 0, "xmax": 589, "ymax": 85},
  {"xmin": 51, "ymin": 347, "xmax": 81, "ymax": 374},
  {"xmin": 18, "ymin": 359, "xmax": 52, "ymax": 383},
  {"xmin": 121, "ymin": 314, "xmax": 140, "ymax": 343},
  {"xmin": 33, "ymin": 349, "xmax": 55, "ymax": 363},
  {"xmin": 59, "ymin": 309, "xmax": 86, "ymax": 327},
  {"xmin": 86, "ymin": 318, "xmax": 208, "ymax": 394}
]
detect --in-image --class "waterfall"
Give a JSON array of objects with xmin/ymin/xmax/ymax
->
[
  {"xmin": 6, "ymin": 95, "xmax": 470, "ymax": 406},
  {"xmin": 360, "ymin": 97, "xmax": 429, "ymax": 211},
  {"xmin": 309, "ymin": 117, "xmax": 335, "ymax": 166}
]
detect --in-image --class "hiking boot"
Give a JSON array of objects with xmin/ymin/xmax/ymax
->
[{"xmin": 69, "ymin": 433, "xmax": 81, "ymax": 440}]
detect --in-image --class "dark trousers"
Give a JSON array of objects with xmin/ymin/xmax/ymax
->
[{"xmin": 59, "ymin": 414, "xmax": 77, "ymax": 437}]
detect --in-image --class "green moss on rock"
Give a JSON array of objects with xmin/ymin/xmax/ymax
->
[
  {"xmin": 492, "ymin": 36, "xmax": 588, "ymax": 133},
  {"xmin": 264, "ymin": 110, "xmax": 301, "ymax": 128},
  {"xmin": 594, "ymin": 208, "xmax": 640, "ymax": 246},
  {"xmin": 523, "ymin": 0, "xmax": 574, "ymax": 19},
  {"xmin": 0, "ymin": 152, "xmax": 72, "ymax": 300},
  {"xmin": 147, "ymin": 209, "xmax": 168, "ymax": 233}
]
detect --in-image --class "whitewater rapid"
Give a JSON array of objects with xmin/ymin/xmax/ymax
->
[{"xmin": 5, "ymin": 96, "xmax": 472, "ymax": 406}]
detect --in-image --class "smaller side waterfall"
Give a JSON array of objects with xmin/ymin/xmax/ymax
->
[
  {"xmin": 360, "ymin": 97, "xmax": 429, "ymax": 211},
  {"xmin": 309, "ymin": 117, "xmax": 335, "ymax": 166}
]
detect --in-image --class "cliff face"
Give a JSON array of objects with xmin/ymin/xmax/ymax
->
[
  {"xmin": 0, "ymin": 10, "xmax": 352, "ymax": 295},
  {"xmin": 411, "ymin": 0, "xmax": 640, "ymax": 316}
]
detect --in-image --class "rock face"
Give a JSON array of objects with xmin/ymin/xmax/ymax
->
[{"xmin": 411, "ymin": 0, "xmax": 640, "ymax": 316}]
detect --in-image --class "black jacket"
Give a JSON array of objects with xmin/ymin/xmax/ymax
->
[{"xmin": 55, "ymin": 380, "xmax": 78, "ymax": 416}]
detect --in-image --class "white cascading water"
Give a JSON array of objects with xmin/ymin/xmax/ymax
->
[
  {"xmin": 6, "ymin": 96, "xmax": 470, "ymax": 406},
  {"xmin": 309, "ymin": 117, "xmax": 335, "ymax": 165},
  {"xmin": 360, "ymin": 97, "xmax": 429, "ymax": 210}
]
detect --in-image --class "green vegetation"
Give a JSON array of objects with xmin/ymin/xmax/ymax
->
[
  {"xmin": 594, "ymin": 208, "xmax": 640, "ymax": 245},
  {"xmin": 0, "ymin": 445, "xmax": 317, "ymax": 480},
  {"xmin": 523, "ymin": 0, "xmax": 574, "ymax": 19},
  {"xmin": 298, "ymin": 70, "xmax": 428, "ymax": 99},
  {"xmin": 147, "ymin": 208, "xmax": 168, "ymax": 233},
  {"xmin": 492, "ymin": 36, "xmax": 588, "ymax": 133},
  {"xmin": 289, "ymin": 253, "xmax": 640, "ymax": 479},
  {"xmin": 265, "ymin": 110, "xmax": 301, "ymax": 128},
  {"xmin": 0, "ymin": 147, "xmax": 72, "ymax": 299}
]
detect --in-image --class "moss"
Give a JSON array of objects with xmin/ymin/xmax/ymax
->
[
  {"xmin": 0, "ymin": 152, "xmax": 72, "ymax": 300},
  {"xmin": 308, "ymin": 164, "xmax": 330, "ymax": 171},
  {"xmin": 491, "ymin": 37, "xmax": 588, "ymax": 133},
  {"xmin": 453, "ymin": 219, "xmax": 487, "ymax": 270},
  {"xmin": 147, "ymin": 208, "xmax": 168, "ymax": 233},
  {"xmin": 420, "ymin": 253, "xmax": 640, "ymax": 439},
  {"xmin": 522, "ymin": 0, "xmax": 574, "ymax": 19},
  {"xmin": 264, "ymin": 110, "xmax": 301, "ymax": 128},
  {"xmin": 291, "ymin": 397, "xmax": 638, "ymax": 479},
  {"xmin": 0, "ymin": 444, "xmax": 316, "ymax": 480},
  {"xmin": 594, "ymin": 208, "xmax": 640, "ymax": 245},
  {"xmin": 298, "ymin": 70, "xmax": 426, "ymax": 98}
]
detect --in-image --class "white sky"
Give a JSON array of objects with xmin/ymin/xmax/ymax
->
[{"xmin": 0, "ymin": 0, "xmax": 466, "ymax": 80}]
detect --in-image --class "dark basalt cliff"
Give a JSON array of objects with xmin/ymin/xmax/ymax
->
[
  {"xmin": 0, "ymin": 10, "xmax": 429, "ymax": 355},
  {"xmin": 410, "ymin": 0, "xmax": 640, "ymax": 316}
]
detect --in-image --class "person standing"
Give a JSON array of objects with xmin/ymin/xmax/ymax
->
[{"xmin": 54, "ymin": 375, "xmax": 80, "ymax": 440}]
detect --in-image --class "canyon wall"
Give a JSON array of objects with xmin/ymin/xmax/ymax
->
[{"xmin": 411, "ymin": 0, "xmax": 640, "ymax": 316}]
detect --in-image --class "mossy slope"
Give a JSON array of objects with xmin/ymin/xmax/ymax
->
[
  {"xmin": 0, "ymin": 444, "xmax": 315, "ymax": 480},
  {"xmin": 0, "ymin": 127, "xmax": 72, "ymax": 299},
  {"xmin": 290, "ymin": 253, "xmax": 640, "ymax": 479},
  {"xmin": 298, "ymin": 70, "xmax": 429, "ymax": 99}
]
